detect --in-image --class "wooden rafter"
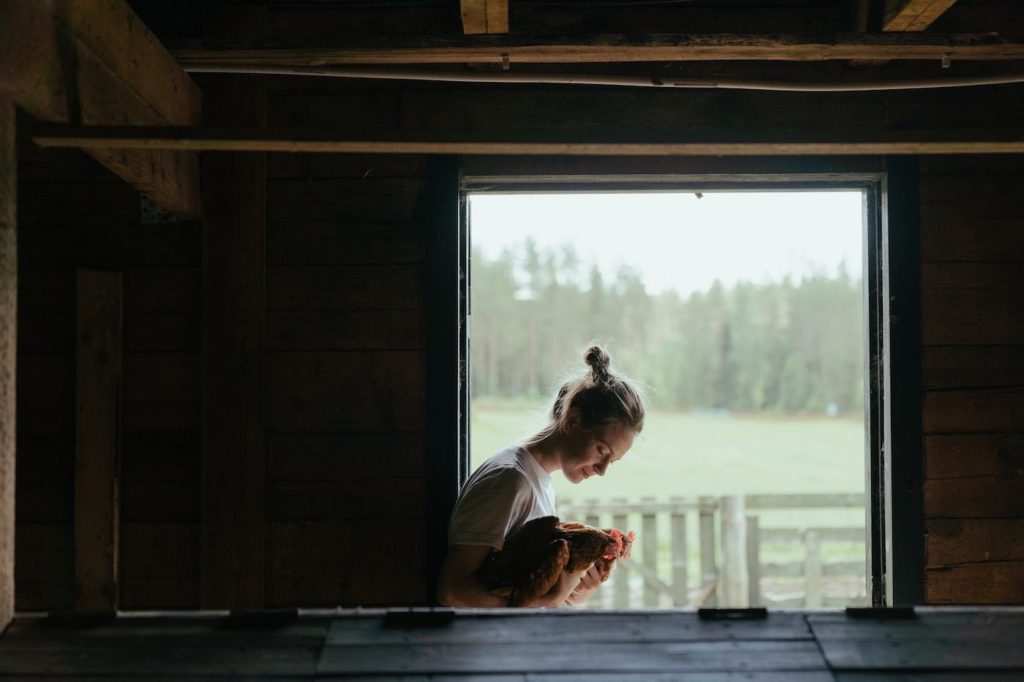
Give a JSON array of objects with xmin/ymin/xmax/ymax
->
[
  {"xmin": 171, "ymin": 32, "xmax": 1024, "ymax": 67},
  {"xmin": 461, "ymin": 0, "xmax": 509, "ymax": 35},
  {"xmin": 884, "ymin": 0, "xmax": 959, "ymax": 32},
  {"xmin": 0, "ymin": 0, "xmax": 202, "ymax": 219},
  {"xmin": 30, "ymin": 124, "xmax": 1024, "ymax": 156}
]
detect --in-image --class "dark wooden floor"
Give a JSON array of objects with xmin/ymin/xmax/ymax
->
[{"xmin": 1, "ymin": 607, "xmax": 1023, "ymax": 680}]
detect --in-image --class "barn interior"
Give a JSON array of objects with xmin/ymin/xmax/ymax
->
[{"xmin": 0, "ymin": 0, "xmax": 1023, "ymax": 678}]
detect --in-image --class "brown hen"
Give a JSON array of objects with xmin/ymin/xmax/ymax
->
[{"xmin": 476, "ymin": 516, "xmax": 634, "ymax": 606}]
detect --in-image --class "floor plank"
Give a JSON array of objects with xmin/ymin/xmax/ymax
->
[
  {"xmin": 326, "ymin": 612, "xmax": 811, "ymax": 645},
  {"xmin": 321, "ymin": 671, "xmax": 839, "ymax": 675},
  {"xmin": 317, "ymin": 640, "xmax": 829, "ymax": 675},
  {"xmin": 809, "ymin": 610, "xmax": 1024, "ymax": 670}
]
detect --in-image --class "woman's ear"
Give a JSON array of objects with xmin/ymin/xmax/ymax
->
[{"xmin": 563, "ymin": 407, "xmax": 581, "ymax": 431}]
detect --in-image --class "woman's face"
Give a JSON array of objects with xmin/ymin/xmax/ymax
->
[{"xmin": 560, "ymin": 419, "xmax": 635, "ymax": 484}]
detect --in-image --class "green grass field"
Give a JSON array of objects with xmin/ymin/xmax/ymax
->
[
  {"xmin": 472, "ymin": 401, "xmax": 865, "ymax": 503},
  {"xmin": 471, "ymin": 401, "xmax": 870, "ymax": 604}
]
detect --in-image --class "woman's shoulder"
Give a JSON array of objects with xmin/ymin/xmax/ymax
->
[{"xmin": 466, "ymin": 446, "xmax": 532, "ymax": 486}]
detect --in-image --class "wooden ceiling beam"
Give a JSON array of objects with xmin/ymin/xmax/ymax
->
[
  {"xmin": 31, "ymin": 125, "xmax": 1024, "ymax": 156},
  {"xmin": 461, "ymin": 0, "xmax": 509, "ymax": 35},
  {"xmin": 884, "ymin": 0, "xmax": 959, "ymax": 32},
  {"xmin": 0, "ymin": 0, "xmax": 202, "ymax": 219},
  {"xmin": 171, "ymin": 32, "xmax": 1024, "ymax": 66}
]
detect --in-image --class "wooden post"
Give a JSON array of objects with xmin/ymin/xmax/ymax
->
[
  {"xmin": 804, "ymin": 529, "xmax": 823, "ymax": 608},
  {"xmin": 640, "ymin": 496, "xmax": 658, "ymax": 607},
  {"xmin": 0, "ymin": 98, "xmax": 16, "ymax": 632},
  {"xmin": 670, "ymin": 498, "xmax": 688, "ymax": 606},
  {"xmin": 719, "ymin": 495, "xmax": 749, "ymax": 607},
  {"xmin": 612, "ymin": 499, "xmax": 629, "ymax": 608},
  {"xmin": 698, "ymin": 496, "xmax": 717, "ymax": 607},
  {"xmin": 74, "ymin": 269, "xmax": 123, "ymax": 611},
  {"xmin": 200, "ymin": 76, "xmax": 267, "ymax": 609},
  {"xmin": 746, "ymin": 515, "xmax": 761, "ymax": 607}
]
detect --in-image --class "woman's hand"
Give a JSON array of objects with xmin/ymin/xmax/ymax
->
[
  {"xmin": 565, "ymin": 563, "xmax": 604, "ymax": 606},
  {"xmin": 534, "ymin": 565, "xmax": 588, "ymax": 607}
]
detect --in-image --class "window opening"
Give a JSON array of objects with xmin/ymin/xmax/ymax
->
[{"xmin": 466, "ymin": 188, "xmax": 873, "ymax": 609}]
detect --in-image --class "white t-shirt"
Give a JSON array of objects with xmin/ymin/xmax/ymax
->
[{"xmin": 447, "ymin": 445, "xmax": 557, "ymax": 550}]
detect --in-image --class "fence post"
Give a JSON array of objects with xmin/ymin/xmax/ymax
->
[
  {"xmin": 699, "ymin": 496, "xmax": 717, "ymax": 607},
  {"xmin": 612, "ymin": 498, "xmax": 630, "ymax": 609},
  {"xmin": 670, "ymin": 497, "xmax": 688, "ymax": 607},
  {"xmin": 746, "ymin": 515, "xmax": 761, "ymax": 607},
  {"xmin": 804, "ymin": 529, "xmax": 822, "ymax": 608},
  {"xmin": 641, "ymin": 495, "xmax": 658, "ymax": 607},
  {"xmin": 720, "ymin": 495, "xmax": 749, "ymax": 607}
]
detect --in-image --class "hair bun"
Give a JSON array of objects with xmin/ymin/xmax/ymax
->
[{"xmin": 584, "ymin": 345, "xmax": 611, "ymax": 383}]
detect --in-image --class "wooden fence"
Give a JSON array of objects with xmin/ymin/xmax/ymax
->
[{"xmin": 558, "ymin": 493, "xmax": 868, "ymax": 609}]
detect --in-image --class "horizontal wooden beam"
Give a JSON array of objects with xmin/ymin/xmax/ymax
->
[
  {"xmin": 0, "ymin": 98, "xmax": 15, "ymax": 635},
  {"xmin": 170, "ymin": 32, "xmax": 1024, "ymax": 67},
  {"xmin": 884, "ymin": 0, "xmax": 959, "ymax": 32},
  {"xmin": 31, "ymin": 124, "xmax": 1024, "ymax": 156},
  {"xmin": 0, "ymin": 0, "xmax": 202, "ymax": 219}
]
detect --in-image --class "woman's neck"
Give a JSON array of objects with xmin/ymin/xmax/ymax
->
[{"xmin": 525, "ymin": 432, "xmax": 563, "ymax": 474}]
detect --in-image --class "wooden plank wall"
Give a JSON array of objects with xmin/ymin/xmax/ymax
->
[
  {"xmin": 920, "ymin": 155, "xmax": 1024, "ymax": 604},
  {"xmin": 15, "ymin": 79, "xmax": 434, "ymax": 608},
  {"xmin": 12, "ymin": 79, "xmax": 1024, "ymax": 609},
  {"xmin": 15, "ymin": 114, "xmax": 202, "ymax": 610},
  {"xmin": 263, "ymin": 81, "xmax": 427, "ymax": 606}
]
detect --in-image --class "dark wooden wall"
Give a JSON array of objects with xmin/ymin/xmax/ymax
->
[
  {"xmin": 919, "ymin": 155, "xmax": 1024, "ymax": 604},
  {"xmin": 15, "ymin": 116, "xmax": 201, "ymax": 609},
  {"xmin": 13, "ymin": 78, "xmax": 1024, "ymax": 608},
  {"xmin": 14, "ymin": 88, "xmax": 432, "ymax": 608},
  {"xmin": 261, "ymin": 82, "xmax": 428, "ymax": 607}
]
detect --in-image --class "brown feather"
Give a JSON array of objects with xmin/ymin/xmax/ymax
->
[{"xmin": 476, "ymin": 515, "xmax": 633, "ymax": 606}]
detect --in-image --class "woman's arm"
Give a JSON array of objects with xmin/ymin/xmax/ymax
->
[
  {"xmin": 438, "ymin": 544, "xmax": 586, "ymax": 608},
  {"xmin": 437, "ymin": 544, "xmax": 508, "ymax": 607}
]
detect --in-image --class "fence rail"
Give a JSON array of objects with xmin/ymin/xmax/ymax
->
[{"xmin": 558, "ymin": 493, "xmax": 868, "ymax": 609}]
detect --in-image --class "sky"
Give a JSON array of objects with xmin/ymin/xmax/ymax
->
[{"xmin": 468, "ymin": 190, "xmax": 864, "ymax": 297}]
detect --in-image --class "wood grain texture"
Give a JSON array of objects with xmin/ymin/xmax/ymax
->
[
  {"xmin": 926, "ymin": 562, "xmax": 1024, "ymax": 603},
  {"xmin": 0, "ymin": 97, "xmax": 15, "ymax": 632},
  {"xmin": 14, "ymin": 524, "xmax": 73, "ymax": 611},
  {"xmin": 171, "ymin": 32, "xmax": 1024, "ymax": 65},
  {"xmin": 15, "ymin": 436, "xmax": 73, "ymax": 524},
  {"xmin": 811, "ymin": 609, "xmax": 1024, "ymax": 665},
  {"xmin": 317, "ymin": 640, "xmax": 829, "ymax": 674},
  {"xmin": 200, "ymin": 73, "xmax": 267, "ymax": 610},
  {"xmin": 884, "ymin": 0, "xmax": 960, "ymax": 31},
  {"xmin": 121, "ymin": 433, "xmax": 199, "ymax": 523},
  {"xmin": 32, "ymin": 124, "xmax": 1024, "ymax": 156},
  {"xmin": 0, "ymin": 610, "xmax": 1019, "ymax": 676},
  {"xmin": 927, "ymin": 518, "xmax": 1024, "ymax": 566},
  {"xmin": 923, "ymin": 346, "xmax": 1024, "ymax": 389},
  {"xmin": 923, "ymin": 388, "xmax": 1024, "ymax": 434},
  {"xmin": 122, "ymin": 353, "xmax": 199, "ymax": 433},
  {"xmin": 0, "ymin": 1, "xmax": 201, "ymax": 218},
  {"xmin": 74, "ymin": 269, "xmax": 122, "ymax": 611},
  {"xmin": 267, "ymin": 351, "xmax": 425, "ymax": 433},
  {"xmin": 461, "ymin": 0, "xmax": 509, "ymax": 34},
  {"xmin": 925, "ymin": 433, "xmax": 1024, "ymax": 479},
  {"xmin": 924, "ymin": 477, "xmax": 1024, "ymax": 518},
  {"xmin": 120, "ymin": 522, "xmax": 199, "ymax": 609}
]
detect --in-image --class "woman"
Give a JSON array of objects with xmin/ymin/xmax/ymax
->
[{"xmin": 438, "ymin": 345, "xmax": 646, "ymax": 607}]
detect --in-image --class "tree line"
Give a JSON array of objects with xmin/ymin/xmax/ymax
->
[{"xmin": 471, "ymin": 240, "xmax": 864, "ymax": 415}]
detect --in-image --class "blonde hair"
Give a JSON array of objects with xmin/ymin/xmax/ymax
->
[{"xmin": 524, "ymin": 345, "xmax": 646, "ymax": 447}]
